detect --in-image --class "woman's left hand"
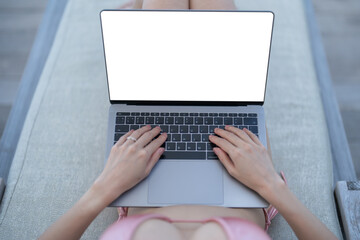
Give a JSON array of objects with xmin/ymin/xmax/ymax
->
[{"xmin": 93, "ymin": 125, "xmax": 167, "ymax": 205}]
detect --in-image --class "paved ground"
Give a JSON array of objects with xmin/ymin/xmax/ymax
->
[
  {"xmin": 0, "ymin": 0, "xmax": 48, "ymax": 136},
  {"xmin": 0, "ymin": 0, "xmax": 359, "ymax": 178},
  {"xmin": 312, "ymin": 0, "xmax": 360, "ymax": 178}
]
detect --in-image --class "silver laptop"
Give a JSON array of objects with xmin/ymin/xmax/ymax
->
[{"xmin": 100, "ymin": 10, "xmax": 274, "ymax": 208}]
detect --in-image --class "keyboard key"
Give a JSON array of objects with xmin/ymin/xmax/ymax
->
[
  {"xmin": 114, "ymin": 133, "xmax": 123, "ymax": 141},
  {"xmin": 160, "ymin": 112, "xmax": 169, "ymax": 116},
  {"xmin": 200, "ymin": 126, "xmax": 208, "ymax": 133},
  {"xmin": 204, "ymin": 117, "xmax": 213, "ymax": 124},
  {"xmin": 136, "ymin": 117, "xmax": 145, "ymax": 124},
  {"xmin": 165, "ymin": 117, "xmax": 174, "ymax": 124},
  {"xmin": 170, "ymin": 125, "xmax": 179, "ymax": 133},
  {"xmin": 160, "ymin": 125, "xmax": 169, "ymax": 133},
  {"xmin": 234, "ymin": 118, "xmax": 243, "ymax": 125},
  {"xmin": 207, "ymin": 142, "xmax": 216, "ymax": 150},
  {"xmin": 116, "ymin": 117, "xmax": 125, "ymax": 124},
  {"xmin": 117, "ymin": 112, "xmax": 130, "ymax": 116},
  {"xmin": 126, "ymin": 117, "xmax": 135, "ymax": 124},
  {"xmin": 218, "ymin": 125, "xmax": 225, "ymax": 130},
  {"xmin": 115, "ymin": 125, "xmax": 129, "ymax": 132},
  {"xmin": 209, "ymin": 113, "xmax": 218, "ymax": 116},
  {"xmin": 219, "ymin": 113, "xmax": 228, "ymax": 117},
  {"xmin": 209, "ymin": 126, "xmax": 216, "ymax": 133},
  {"xmin": 192, "ymin": 134, "xmax": 201, "ymax": 142},
  {"xmin": 175, "ymin": 117, "xmax": 184, "ymax": 124},
  {"xmin": 214, "ymin": 117, "xmax": 223, "ymax": 125},
  {"xmin": 180, "ymin": 125, "xmax": 188, "ymax": 133},
  {"xmin": 224, "ymin": 117, "xmax": 233, "ymax": 125},
  {"xmin": 151, "ymin": 112, "xmax": 159, "ymax": 116},
  {"xmin": 141, "ymin": 112, "xmax": 150, "ymax": 116},
  {"xmin": 130, "ymin": 125, "xmax": 139, "ymax": 130},
  {"xmin": 166, "ymin": 142, "xmax": 176, "ymax": 150},
  {"xmin": 197, "ymin": 143, "xmax": 206, "ymax": 151},
  {"xmin": 145, "ymin": 117, "xmax": 155, "ymax": 124},
  {"xmin": 172, "ymin": 134, "xmax": 181, "ymax": 141},
  {"xmin": 199, "ymin": 113, "xmax": 208, "ymax": 116},
  {"xmin": 238, "ymin": 113, "xmax": 247, "ymax": 117},
  {"xmin": 187, "ymin": 143, "xmax": 196, "ymax": 150},
  {"xmin": 131, "ymin": 112, "xmax": 140, "ymax": 116},
  {"xmin": 170, "ymin": 113, "xmax": 179, "ymax": 116},
  {"xmin": 238, "ymin": 125, "xmax": 246, "ymax": 130},
  {"xmin": 161, "ymin": 151, "xmax": 206, "ymax": 160},
  {"xmin": 202, "ymin": 134, "xmax": 210, "ymax": 142},
  {"xmin": 195, "ymin": 117, "xmax": 203, "ymax": 124},
  {"xmin": 207, "ymin": 152, "xmax": 218, "ymax": 160},
  {"xmin": 185, "ymin": 117, "xmax": 193, "ymax": 124},
  {"xmin": 189, "ymin": 126, "xmax": 198, "ymax": 133},
  {"xmin": 249, "ymin": 126, "xmax": 258, "ymax": 133},
  {"xmin": 229, "ymin": 113, "xmax": 237, "ymax": 117},
  {"xmin": 182, "ymin": 134, "xmax": 191, "ymax": 141},
  {"xmin": 180, "ymin": 113, "xmax": 189, "ymax": 116},
  {"xmin": 177, "ymin": 143, "xmax": 186, "ymax": 150},
  {"xmin": 244, "ymin": 118, "xmax": 257, "ymax": 125},
  {"xmin": 155, "ymin": 117, "xmax": 164, "ymax": 124},
  {"xmin": 248, "ymin": 113, "xmax": 257, "ymax": 117},
  {"xmin": 190, "ymin": 113, "xmax": 198, "ymax": 116}
]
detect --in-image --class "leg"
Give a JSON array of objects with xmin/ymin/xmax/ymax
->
[
  {"xmin": 142, "ymin": 0, "xmax": 189, "ymax": 9},
  {"xmin": 133, "ymin": 0, "xmax": 143, "ymax": 9},
  {"xmin": 190, "ymin": 0, "xmax": 236, "ymax": 10}
]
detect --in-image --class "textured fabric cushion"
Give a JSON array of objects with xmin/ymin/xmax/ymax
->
[{"xmin": 0, "ymin": 0, "xmax": 342, "ymax": 239}]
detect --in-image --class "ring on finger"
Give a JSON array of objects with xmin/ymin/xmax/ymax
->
[{"xmin": 126, "ymin": 136, "xmax": 137, "ymax": 142}]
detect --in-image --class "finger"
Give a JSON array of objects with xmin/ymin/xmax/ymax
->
[
  {"xmin": 144, "ymin": 132, "xmax": 167, "ymax": 154},
  {"xmin": 136, "ymin": 126, "xmax": 162, "ymax": 148},
  {"xmin": 145, "ymin": 147, "xmax": 165, "ymax": 175},
  {"xmin": 214, "ymin": 128, "xmax": 244, "ymax": 147},
  {"xmin": 224, "ymin": 125, "xmax": 253, "ymax": 144},
  {"xmin": 243, "ymin": 128, "xmax": 262, "ymax": 146},
  {"xmin": 115, "ymin": 130, "xmax": 134, "ymax": 147},
  {"xmin": 123, "ymin": 125, "xmax": 151, "ymax": 146},
  {"xmin": 213, "ymin": 147, "xmax": 235, "ymax": 175},
  {"xmin": 209, "ymin": 134, "xmax": 235, "ymax": 153}
]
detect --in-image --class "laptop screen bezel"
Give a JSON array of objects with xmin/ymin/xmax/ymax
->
[{"xmin": 100, "ymin": 9, "xmax": 274, "ymax": 106}]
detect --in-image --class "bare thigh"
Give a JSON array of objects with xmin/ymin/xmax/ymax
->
[
  {"xmin": 190, "ymin": 0, "xmax": 236, "ymax": 10},
  {"xmin": 142, "ymin": 0, "xmax": 189, "ymax": 9}
]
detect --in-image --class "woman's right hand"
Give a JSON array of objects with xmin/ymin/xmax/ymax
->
[{"xmin": 209, "ymin": 125, "xmax": 284, "ymax": 196}]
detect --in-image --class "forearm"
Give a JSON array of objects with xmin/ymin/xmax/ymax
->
[
  {"xmin": 260, "ymin": 181, "xmax": 338, "ymax": 240},
  {"xmin": 39, "ymin": 185, "xmax": 114, "ymax": 240}
]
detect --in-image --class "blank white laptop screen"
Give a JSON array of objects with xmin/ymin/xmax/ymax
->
[{"xmin": 100, "ymin": 11, "xmax": 274, "ymax": 102}]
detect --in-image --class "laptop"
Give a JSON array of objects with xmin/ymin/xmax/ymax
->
[{"xmin": 100, "ymin": 10, "xmax": 274, "ymax": 207}]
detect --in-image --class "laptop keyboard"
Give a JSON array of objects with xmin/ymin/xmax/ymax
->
[{"xmin": 113, "ymin": 112, "xmax": 258, "ymax": 160}]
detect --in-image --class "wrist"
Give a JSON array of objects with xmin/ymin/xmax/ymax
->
[
  {"xmin": 90, "ymin": 177, "xmax": 127, "ymax": 207},
  {"xmin": 258, "ymin": 174, "xmax": 287, "ymax": 205},
  {"xmin": 78, "ymin": 185, "xmax": 110, "ymax": 214}
]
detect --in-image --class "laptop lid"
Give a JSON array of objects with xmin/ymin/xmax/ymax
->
[{"xmin": 100, "ymin": 10, "xmax": 274, "ymax": 106}]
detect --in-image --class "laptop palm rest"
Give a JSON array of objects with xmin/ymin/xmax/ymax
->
[{"xmin": 148, "ymin": 160, "xmax": 224, "ymax": 205}]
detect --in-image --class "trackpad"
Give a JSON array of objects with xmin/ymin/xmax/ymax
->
[{"xmin": 148, "ymin": 161, "xmax": 223, "ymax": 205}]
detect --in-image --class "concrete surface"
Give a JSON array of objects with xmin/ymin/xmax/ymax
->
[
  {"xmin": 312, "ymin": 0, "xmax": 360, "ymax": 178},
  {"xmin": 0, "ymin": 0, "xmax": 342, "ymax": 239},
  {"xmin": 0, "ymin": 0, "xmax": 48, "ymax": 137}
]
